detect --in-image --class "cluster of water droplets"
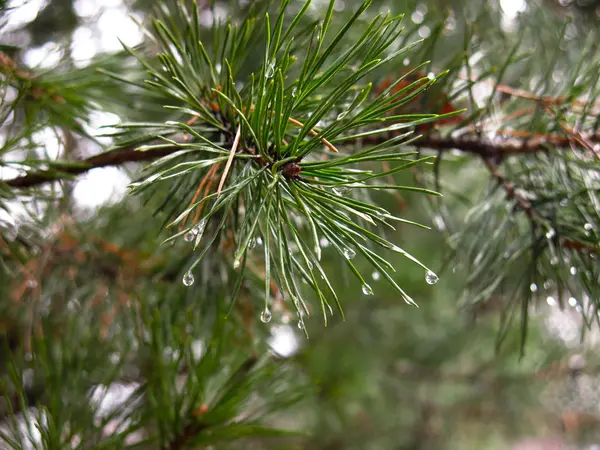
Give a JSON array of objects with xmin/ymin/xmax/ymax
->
[
  {"xmin": 183, "ymin": 218, "xmax": 208, "ymax": 246},
  {"xmin": 265, "ymin": 59, "xmax": 276, "ymax": 78},
  {"xmin": 343, "ymin": 247, "xmax": 356, "ymax": 260},
  {"xmin": 332, "ymin": 186, "xmax": 350, "ymax": 197},
  {"xmin": 249, "ymin": 236, "xmax": 263, "ymax": 249}
]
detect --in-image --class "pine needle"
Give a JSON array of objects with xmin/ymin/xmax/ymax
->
[{"xmin": 217, "ymin": 125, "xmax": 242, "ymax": 197}]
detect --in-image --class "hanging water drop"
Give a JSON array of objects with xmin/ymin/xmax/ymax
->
[
  {"xmin": 546, "ymin": 228, "xmax": 556, "ymax": 239},
  {"xmin": 550, "ymin": 256, "xmax": 559, "ymax": 266},
  {"xmin": 182, "ymin": 271, "xmax": 195, "ymax": 287},
  {"xmin": 425, "ymin": 270, "xmax": 439, "ymax": 285},
  {"xmin": 337, "ymin": 111, "xmax": 348, "ymax": 120},
  {"xmin": 260, "ymin": 307, "xmax": 272, "ymax": 323},
  {"xmin": 568, "ymin": 297, "xmax": 578, "ymax": 307},
  {"xmin": 343, "ymin": 247, "xmax": 356, "ymax": 259},
  {"xmin": 530, "ymin": 283, "xmax": 538, "ymax": 292},
  {"xmin": 320, "ymin": 238, "xmax": 330, "ymax": 248},
  {"xmin": 570, "ymin": 266, "xmax": 577, "ymax": 275},
  {"xmin": 291, "ymin": 87, "xmax": 298, "ymax": 98},
  {"xmin": 361, "ymin": 283, "xmax": 374, "ymax": 295},
  {"xmin": 184, "ymin": 231, "xmax": 194, "ymax": 242},
  {"xmin": 233, "ymin": 258, "xmax": 241, "ymax": 269},
  {"xmin": 297, "ymin": 320, "xmax": 305, "ymax": 330},
  {"xmin": 372, "ymin": 271, "xmax": 380, "ymax": 281}
]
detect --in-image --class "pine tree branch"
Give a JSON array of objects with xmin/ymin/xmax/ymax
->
[
  {"xmin": 7, "ymin": 131, "xmax": 599, "ymax": 190},
  {"xmin": 4, "ymin": 146, "xmax": 178, "ymax": 188},
  {"xmin": 481, "ymin": 156, "xmax": 599, "ymax": 254}
]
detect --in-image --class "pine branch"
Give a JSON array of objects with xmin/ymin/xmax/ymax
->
[
  {"xmin": 481, "ymin": 156, "xmax": 599, "ymax": 254},
  {"xmin": 4, "ymin": 145, "xmax": 177, "ymax": 188},
  {"xmin": 7, "ymin": 131, "xmax": 598, "ymax": 190}
]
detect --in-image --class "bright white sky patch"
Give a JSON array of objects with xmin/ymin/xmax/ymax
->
[
  {"xmin": 500, "ymin": 0, "xmax": 526, "ymax": 30},
  {"xmin": 73, "ymin": 167, "xmax": 130, "ymax": 208},
  {"xmin": 22, "ymin": 41, "xmax": 62, "ymax": 68},
  {"xmin": 4, "ymin": 0, "xmax": 48, "ymax": 31}
]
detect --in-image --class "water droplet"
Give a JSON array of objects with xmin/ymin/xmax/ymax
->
[
  {"xmin": 425, "ymin": 270, "xmax": 439, "ymax": 285},
  {"xmin": 570, "ymin": 266, "xmax": 577, "ymax": 275},
  {"xmin": 560, "ymin": 199, "xmax": 568, "ymax": 207},
  {"xmin": 550, "ymin": 257, "xmax": 559, "ymax": 266},
  {"xmin": 372, "ymin": 271, "xmax": 380, "ymax": 281},
  {"xmin": 546, "ymin": 228, "xmax": 556, "ymax": 239},
  {"xmin": 543, "ymin": 280, "xmax": 553, "ymax": 290},
  {"xmin": 193, "ymin": 218, "xmax": 207, "ymax": 235},
  {"xmin": 546, "ymin": 296, "xmax": 556, "ymax": 306},
  {"xmin": 361, "ymin": 283, "xmax": 374, "ymax": 295},
  {"xmin": 403, "ymin": 58, "xmax": 410, "ymax": 66},
  {"xmin": 192, "ymin": 218, "xmax": 208, "ymax": 248},
  {"xmin": 265, "ymin": 60, "xmax": 275, "ymax": 78},
  {"xmin": 184, "ymin": 231, "xmax": 194, "ymax": 242},
  {"xmin": 319, "ymin": 238, "xmax": 329, "ymax": 248},
  {"xmin": 427, "ymin": 72, "xmax": 435, "ymax": 80},
  {"xmin": 182, "ymin": 271, "xmax": 195, "ymax": 287},
  {"xmin": 530, "ymin": 283, "xmax": 538, "ymax": 293},
  {"xmin": 584, "ymin": 223, "xmax": 593, "ymax": 232},
  {"xmin": 291, "ymin": 87, "xmax": 298, "ymax": 98},
  {"xmin": 233, "ymin": 258, "xmax": 241, "ymax": 269},
  {"xmin": 332, "ymin": 186, "xmax": 349, "ymax": 196},
  {"xmin": 337, "ymin": 111, "xmax": 348, "ymax": 120},
  {"xmin": 260, "ymin": 307, "xmax": 272, "ymax": 323},
  {"xmin": 297, "ymin": 320, "xmax": 305, "ymax": 330},
  {"xmin": 568, "ymin": 297, "xmax": 578, "ymax": 307},
  {"xmin": 343, "ymin": 247, "xmax": 356, "ymax": 259}
]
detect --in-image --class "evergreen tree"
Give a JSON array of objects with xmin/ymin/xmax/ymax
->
[{"xmin": 1, "ymin": 0, "xmax": 599, "ymax": 448}]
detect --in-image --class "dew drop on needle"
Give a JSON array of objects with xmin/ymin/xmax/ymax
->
[
  {"xmin": 425, "ymin": 270, "xmax": 438, "ymax": 285},
  {"xmin": 182, "ymin": 271, "xmax": 195, "ymax": 287},
  {"xmin": 260, "ymin": 307, "xmax": 272, "ymax": 323}
]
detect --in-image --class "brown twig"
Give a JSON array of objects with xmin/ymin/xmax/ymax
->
[{"xmin": 5, "ymin": 146, "xmax": 179, "ymax": 189}]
